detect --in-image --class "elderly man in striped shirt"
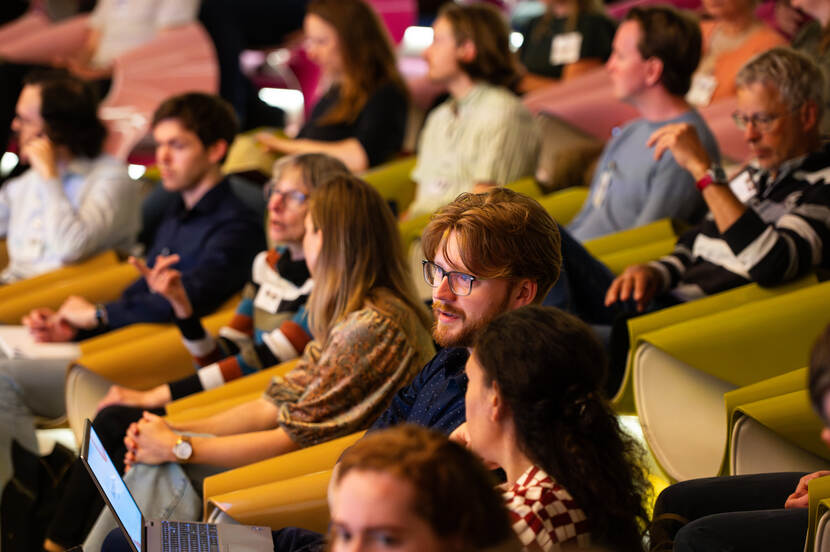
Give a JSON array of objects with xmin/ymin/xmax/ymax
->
[{"xmin": 600, "ymin": 47, "xmax": 830, "ymax": 391}]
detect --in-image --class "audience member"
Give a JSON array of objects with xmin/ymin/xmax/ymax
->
[
  {"xmin": 687, "ymin": 0, "xmax": 785, "ymax": 107},
  {"xmin": 372, "ymin": 188, "xmax": 561, "ymax": 437},
  {"xmin": 464, "ymin": 305, "xmax": 650, "ymax": 551},
  {"xmin": 406, "ymin": 3, "xmax": 540, "ymax": 219},
  {"xmin": 567, "ymin": 5, "xmax": 721, "ymax": 242},
  {"xmin": 326, "ymin": 425, "xmax": 521, "ymax": 552},
  {"xmin": 46, "ymin": 153, "xmax": 349, "ymax": 551},
  {"xmin": 517, "ymin": 0, "xmax": 617, "ymax": 92},
  {"xmin": 650, "ymin": 321, "xmax": 830, "ymax": 552},
  {"xmin": 791, "ymin": 0, "xmax": 830, "ymax": 134},
  {"xmin": 254, "ymin": 0, "xmax": 408, "ymax": 171},
  {"xmin": 602, "ymin": 47, "xmax": 830, "ymax": 390},
  {"xmin": 0, "ymin": 70, "xmax": 139, "ymax": 283},
  {"xmin": 0, "ymin": 0, "xmax": 200, "ymax": 154},
  {"xmin": 0, "ymin": 92, "xmax": 263, "ymax": 509},
  {"xmin": 83, "ymin": 174, "xmax": 435, "ymax": 550}
]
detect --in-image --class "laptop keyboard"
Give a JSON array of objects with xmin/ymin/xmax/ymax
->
[{"xmin": 160, "ymin": 520, "xmax": 219, "ymax": 552}]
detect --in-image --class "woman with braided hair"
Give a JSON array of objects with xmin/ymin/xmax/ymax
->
[{"xmin": 464, "ymin": 305, "xmax": 651, "ymax": 551}]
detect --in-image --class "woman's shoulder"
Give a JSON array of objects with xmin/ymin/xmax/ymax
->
[
  {"xmin": 333, "ymin": 290, "xmax": 429, "ymax": 344},
  {"xmin": 505, "ymin": 466, "xmax": 591, "ymax": 546}
]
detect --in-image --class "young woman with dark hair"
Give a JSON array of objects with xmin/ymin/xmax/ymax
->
[{"xmin": 464, "ymin": 305, "xmax": 651, "ymax": 551}]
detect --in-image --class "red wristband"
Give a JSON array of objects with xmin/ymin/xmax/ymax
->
[{"xmin": 696, "ymin": 173, "xmax": 714, "ymax": 191}]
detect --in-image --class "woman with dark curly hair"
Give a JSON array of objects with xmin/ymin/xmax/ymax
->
[{"xmin": 464, "ymin": 305, "xmax": 651, "ymax": 551}]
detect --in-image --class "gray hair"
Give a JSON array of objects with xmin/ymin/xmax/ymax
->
[
  {"xmin": 270, "ymin": 153, "xmax": 349, "ymax": 191},
  {"xmin": 736, "ymin": 47, "xmax": 824, "ymax": 117}
]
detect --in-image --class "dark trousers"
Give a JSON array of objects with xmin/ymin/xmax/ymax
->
[
  {"xmin": 651, "ymin": 473, "xmax": 808, "ymax": 552},
  {"xmin": 46, "ymin": 405, "xmax": 161, "ymax": 548}
]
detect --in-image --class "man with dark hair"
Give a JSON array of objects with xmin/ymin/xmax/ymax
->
[
  {"xmin": 0, "ymin": 70, "xmax": 139, "ymax": 283},
  {"xmin": 405, "ymin": 3, "xmax": 540, "ymax": 219},
  {"xmin": 566, "ymin": 5, "xmax": 721, "ymax": 242},
  {"xmin": 0, "ymin": 92, "xmax": 264, "ymax": 500}
]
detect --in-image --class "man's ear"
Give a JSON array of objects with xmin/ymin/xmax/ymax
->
[
  {"xmin": 206, "ymin": 139, "xmax": 229, "ymax": 165},
  {"xmin": 644, "ymin": 56, "xmax": 663, "ymax": 88},
  {"xmin": 510, "ymin": 278, "xmax": 538, "ymax": 309},
  {"xmin": 800, "ymin": 100, "xmax": 819, "ymax": 134},
  {"xmin": 457, "ymin": 38, "xmax": 477, "ymax": 64}
]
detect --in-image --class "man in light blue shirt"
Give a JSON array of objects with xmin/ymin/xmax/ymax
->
[
  {"xmin": 567, "ymin": 6, "xmax": 721, "ymax": 242},
  {"xmin": 0, "ymin": 70, "xmax": 140, "ymax": 282}
]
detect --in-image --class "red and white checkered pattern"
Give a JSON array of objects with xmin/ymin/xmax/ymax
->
[{"xmin": 503, "ymin": 466, "xmax": 592, "ymax": 551}]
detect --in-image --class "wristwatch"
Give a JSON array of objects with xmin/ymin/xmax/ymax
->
[
  {"xmin": 696, "ymin": 163, "xmax": 727, "ymax": 192},
  {"xmin": 172, "ymin": 435, "xmax": 193, "ymax": 462}
]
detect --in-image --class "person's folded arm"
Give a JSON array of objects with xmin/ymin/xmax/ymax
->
[{"xmin": 42, "ymin": 167, "xmax": 138, "ymax": 263}]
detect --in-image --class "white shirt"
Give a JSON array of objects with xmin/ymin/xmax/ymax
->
[
  {"xmin": 0, "ymin": 155, "xmax": 141, "ymax": 282},
  {"xmin": 89, "ymin": 0, "xmax": 200, "ymax": 68},
  {"xmin": 409, "ymin": 83, "xmax": 540, "ymax": 218}
]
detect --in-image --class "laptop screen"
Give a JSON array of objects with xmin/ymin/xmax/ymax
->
[{"xmin": 84, "ymin": 422, "xmax": 143, "ymax": 551}]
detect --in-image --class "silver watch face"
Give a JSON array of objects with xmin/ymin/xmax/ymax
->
[{"xmin": 173, "ymin": 439, "xmax": 192, "ymax": 460}]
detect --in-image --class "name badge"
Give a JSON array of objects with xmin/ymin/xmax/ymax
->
[
  {"xmin": 729, "ymin": 171, "xmax": 756, "ymax": 203},
  {"xmin": 686, "ymin": 73, "xmax": 718, "ymax": 107},
  {"xmin": 592, "ymin": 166, "xmax": 613, "ymax": 208},
  {"xmin": 254, "ymin": 283, "xmax": 284, "ymax": 314},
  {"xmin": 550, "ymin": 32, "xmax": 583, "ymax": 66}
]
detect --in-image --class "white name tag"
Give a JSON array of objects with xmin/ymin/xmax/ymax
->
[
  {"xmin": 253, "ymin": 283, "xmax": 284, "ymax": 314},
  {"xmin": 686, "ymin": 73, "xmax": 718, "ymax": 107},
  {"xmin": 729, "ymin": 171, "xmax": 756, "ymax": 203},
  {"xmin": 550, "ymin": 32, "xmax": 583, "ymax": 66},
  {"xmin": 592, "ymin": 167, "xmax": 613, "ymax": 208}
]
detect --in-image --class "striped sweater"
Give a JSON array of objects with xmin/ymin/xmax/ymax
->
[
  {"xmin": 650, "ymin": 144, "xmax": 830, "ymax": 301},
  {"xmin": 168, "ymin": 248, "xmax": 313, "ymax": 399}
]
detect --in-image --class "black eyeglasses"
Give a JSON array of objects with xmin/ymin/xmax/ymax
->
[
  {"xmin": 731, "ymin": 110, "xmax": 788, "ymax": 132},
  {"xmin": 263, "ymin": 181, "xmax": 308, "ymax": 208},
  {"xmin": 422, "ymin": 260, "xmax": 477, "ymax": 296}
]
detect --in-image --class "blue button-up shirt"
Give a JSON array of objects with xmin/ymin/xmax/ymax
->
[
  {"xmin": 371, "ymin": 347, "xmax": 469, "ymax": 435},
  {"xmin": 100, "ymin": 178, "xmax": 265, "ymax": 332}
]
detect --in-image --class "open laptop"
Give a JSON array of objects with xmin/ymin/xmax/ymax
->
[{"xmin": 80, "ymin": 419, "xmax": 274, "ymax": 552}]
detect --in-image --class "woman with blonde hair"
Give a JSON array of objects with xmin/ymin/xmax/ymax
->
[
  {"xmin": 255, "ymin": 0, "xmax": 409, "ymax": 171},
  {"xmin": 73, "ymin": 174, "xmax": 435, "ymax": 551}
]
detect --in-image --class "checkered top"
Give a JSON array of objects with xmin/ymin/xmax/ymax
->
[{"xmin": 503, "ymin": 465, "xmax": 591, "ymax": 551}]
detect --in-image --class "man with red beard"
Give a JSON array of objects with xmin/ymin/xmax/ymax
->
[{"xmin": 370, "ymin": 187, "xmax": 562, "ymax": 436}]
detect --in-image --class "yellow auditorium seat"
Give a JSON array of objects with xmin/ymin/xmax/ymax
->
[
  {"xmin": 596, "ymin": 237, "xmax": 678, "ymax": 276},
  {"xmin": 203, "ymin": 431, "xmax": 366, "ymax": 530},
  {"xmin": 206, "ymin": 470, "xmax": 332, "ymax": 533},
  {"xmin": 725, "ymin": 368, "xmax": 830, "ymax": 476},
  {"xmin": 583, "ymin": 218, "xmax": 678, "ymax": 258},
  {"xmin": 361, "ymin": 156, "xmax": 417, "ymax": 215},
  {"xmin": 0, "ymin": 250, "xmax": 120, "ymax": 302},
  {"xmin": 539, "ymin": 187, "xmax": 589, "ymax": 226},
  {"xmin": 809, "ymin": 475, "xmax": 830, "ymax": 552},
  {"xmin": 612, "ymin": 274, "xmax": 819, "ymax": 414},
  {"xmin": 0, "ymin": 261, "xmax": 138, "ymax": 324},
  {"xmin": 630, "ymin": 280, "xmax": 830, "ymax": 483}
]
